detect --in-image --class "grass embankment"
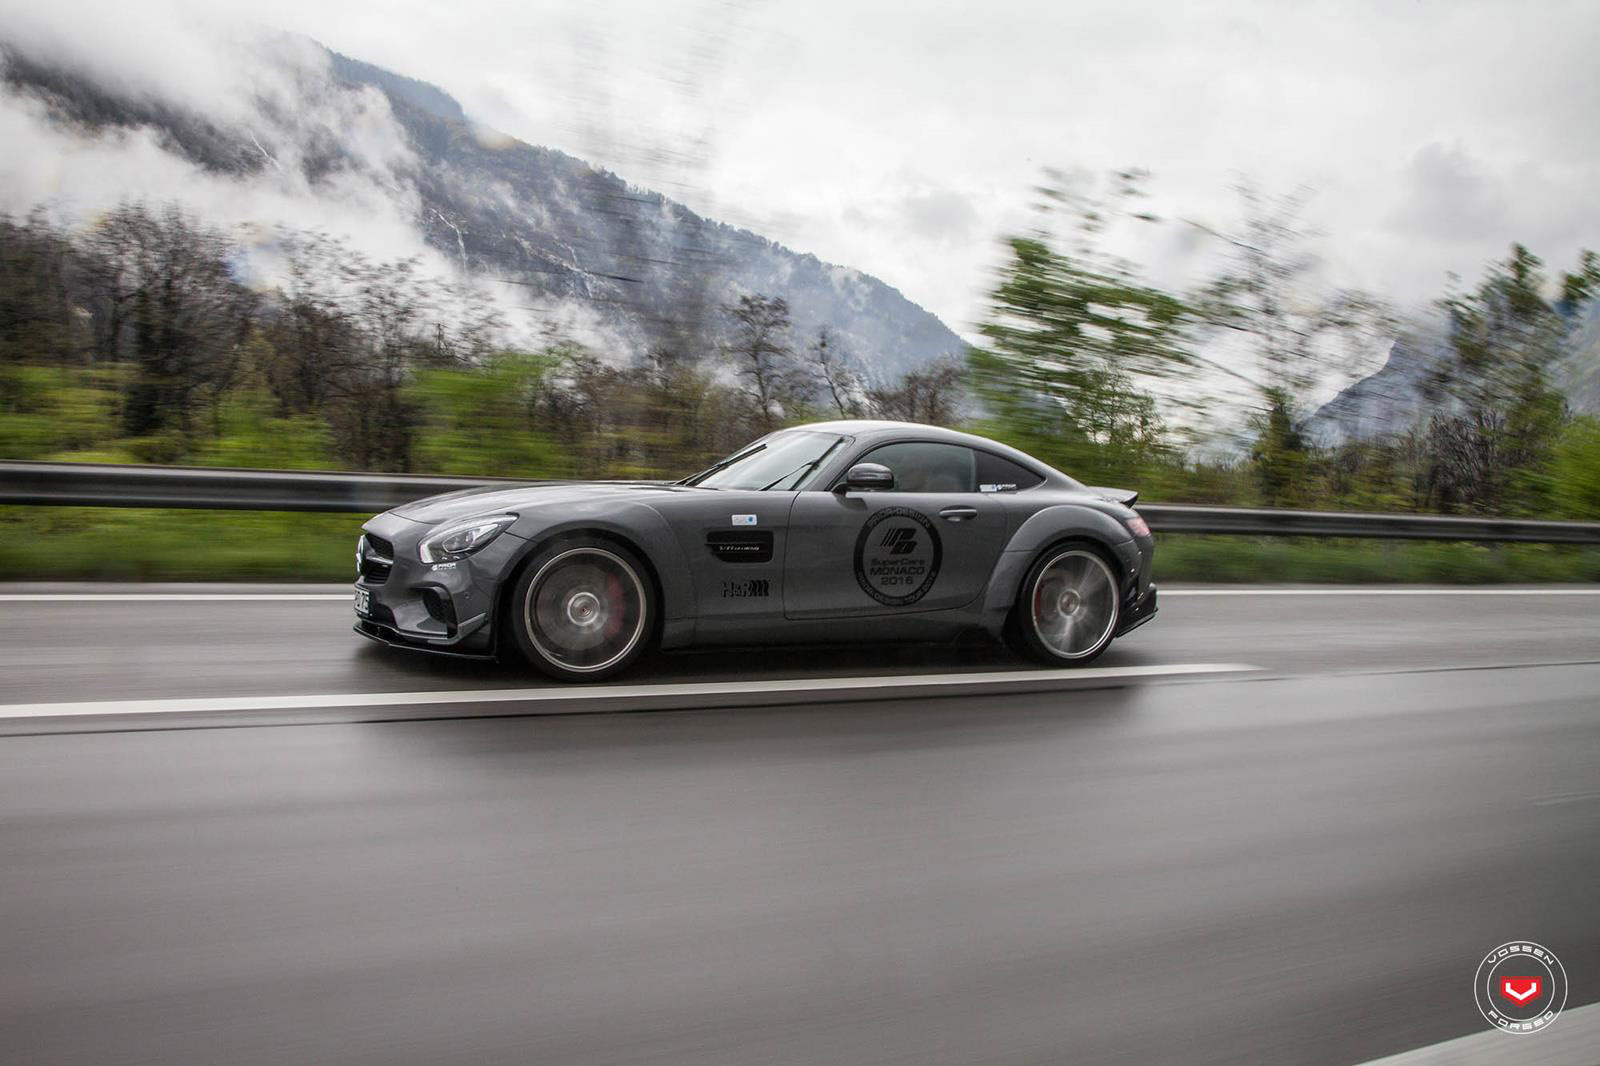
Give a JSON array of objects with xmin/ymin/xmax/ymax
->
[
  {"xmin": 0, "ymin": 508, "xmax": 365, "ymax": 582},
  {"xmin": 1155, "ymin": 534, "xmax": 1600, "ymax": 584},
  {"xmin": 3, "ymin": 507, "xmax": 1598, "ymax": 584}
]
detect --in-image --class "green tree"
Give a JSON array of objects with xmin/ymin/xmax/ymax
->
[
  {"xmin": 969, "ymin": 170, "xmax": 1189, "ymax": 483},
  {"xmin": 1423, "ymin": 245, "xmax": 1587, "ymax": 514},
  {"xmin": 1189, "ymin": 183, "xmax": 1391, "ymax": 505},
  {"xmin": 409, "ymin": 349, "xmax": 568, "ymax": 477},
  {"xmin": 1550, "ymin": 416, "xmax": 1600, "ymax": 519},
  {"xmin": 1248, "ymin": 389, "xmax": 1309, "ymax": 506}
]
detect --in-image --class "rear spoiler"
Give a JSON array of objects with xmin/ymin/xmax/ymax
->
[{"xmin": 1085, "ymin": 485, "xmax": 1139, "ymax": 507}]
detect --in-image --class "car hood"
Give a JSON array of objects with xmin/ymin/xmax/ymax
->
[{"xmin": 390, "ymin": 480, "xmax": 681, "ymax": 525}]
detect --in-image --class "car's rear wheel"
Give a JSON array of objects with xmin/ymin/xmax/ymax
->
[
  {"xmin": 509, "ymin": 538, "xmax": 653, "ymax": 682},
  {"xmin": 1010, "ymin": 542, "xmax": 1121, "ymax": 666}
]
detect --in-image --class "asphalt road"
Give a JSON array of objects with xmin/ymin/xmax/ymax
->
[
  {"xmin": 1, "ymin": 583, "xmax": 1597, "ymax": 702},
  {"xmin": 0, "ymin": 587, "xmax": 1597, "ymax": 1064}
]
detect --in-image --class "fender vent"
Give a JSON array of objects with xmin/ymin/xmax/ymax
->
[{"xmin": 705, "ymin": 530, "xmax": 773, "ymax": 564}]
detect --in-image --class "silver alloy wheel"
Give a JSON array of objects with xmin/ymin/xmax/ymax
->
[
  {"xmin": 1029, "ymin": 548, "xmax": 1119, "ymax": 660},
  {"xmin": 523, "ymin": 547, "xmax": 647, "ymax": 673}
]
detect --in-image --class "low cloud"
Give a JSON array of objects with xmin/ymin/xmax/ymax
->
[
  {"xmin": 6, "ymin": 0, "xmax": 1600, "ymax": 358},
  {"xmin": 1390, "ymin": 142, "xmax": 1511, "ymax": 244},
  {"xmin": 0, "ymin": 2, "xmax": 430, "ymax": 271},
  {"xmin": 0, "ymin": 1, "xmax": 634, "ymax": 350}
]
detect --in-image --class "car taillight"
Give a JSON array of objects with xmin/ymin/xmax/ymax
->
[{"xmin": 1125, "ymin": 514, "xmax": 1151, "ymax": 538}]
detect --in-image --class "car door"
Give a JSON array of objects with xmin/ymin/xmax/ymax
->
[
  {"xmin": 653, "ymin": 489, "xmax": 792, "ymax": 623},
  {"xmin": 783, "ymin": 441, "xmax": 1009, "ymax": 619}
]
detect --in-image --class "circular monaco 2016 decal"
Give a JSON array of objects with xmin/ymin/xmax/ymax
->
[
  {"xmin": 1474, "ymin": 941, "xmax": 1568, "ymax": 1035},
  {"xmin": 854, "ymin": 507, "xmax": 942, "ymax": 607}
]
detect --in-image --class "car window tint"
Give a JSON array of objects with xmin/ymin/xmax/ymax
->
[
  {"xmin": 974, "ymin": 450, "xmax": 1044, "ymax": 492},
  {"xmin": 859, "ymin": 442, "xmax": 977, "ymax": 493}
]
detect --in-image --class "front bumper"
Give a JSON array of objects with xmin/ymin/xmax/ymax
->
[
  {"xmin": 1115, "ymin": 582, "xmax": 1158, "ymax": 636},
  {"xmin": 352, "ymin": 511, "xmax": 526, "ymax": 658},
  {"xmin": 353, "ymin": 617, "xmax": 498, "ymax": 660}
]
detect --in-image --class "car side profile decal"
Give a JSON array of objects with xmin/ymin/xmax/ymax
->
[{"xmin": 854, "ymin": 507, "xmax": 942, "ymax": 606}]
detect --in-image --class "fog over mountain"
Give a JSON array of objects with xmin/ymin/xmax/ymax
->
[
  {"xmin": 1307, "ymin": 300, "xmax": 1600, "ymax": 446},
  {"xmin": 1303, "ymin": 326, "xmax": 1455, "ymax": 446},
  {"xmin": 0, "ymin": 15, "xmax": 963, "ymax": 384}
]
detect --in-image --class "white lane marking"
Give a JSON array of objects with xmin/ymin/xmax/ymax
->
[
  {"xmin": 1352, "ymin": 1001, "xmax": 1600, "ymax": 1064},
  {"xmin": 1162, "ymin": 587, "xmax": 1600, "ymax": 596},
  {"xmin": 1531, "ymin": 790, "xmax": 1600, "ymax": 807},
  {"xmin": 0, "ymin": 663, "xmax": 1257, "ymax": 721},
  {"xmin": 0, "ymin": 594, "xmax": 350, "ymax": 601}
]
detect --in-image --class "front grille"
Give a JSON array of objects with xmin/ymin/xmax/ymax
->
[{"xmin": 359, "ymin": 534, "xmax": 394, "ymax": 584}]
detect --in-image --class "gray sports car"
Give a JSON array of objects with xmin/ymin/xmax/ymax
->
[{"xmin": 353, "ymin": 420, "xmax": 1157, "ymax": 680}]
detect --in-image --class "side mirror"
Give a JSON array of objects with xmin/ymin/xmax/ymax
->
[{"xmin": 836, "ymin": 462, "xmax": 895, "ymax": 493}]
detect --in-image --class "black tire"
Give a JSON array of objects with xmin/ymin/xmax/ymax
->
[
  {"xmin": 1008, "ymin": 541, "xmax": 1122, "ymax": 666},
  {"xmin": 507, "ymin": 537, "xmax": 654, "ymax": 682}
]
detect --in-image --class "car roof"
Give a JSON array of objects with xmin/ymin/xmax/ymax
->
[
  {"xmin": 791, "ymin": 420, "xmax": 1078, "ymax": 486},
  {"xmin": 796, "ymin": 419, "xmax": 1017, "ymax": 451},
  {"xmin": 796, "ymin": 419, "xmax": 990, "ymax": 443}
]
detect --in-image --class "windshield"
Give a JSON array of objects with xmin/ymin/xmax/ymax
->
[{"xmin": 688, "ymin": 431, "xmax": 846, "ymax": 490}]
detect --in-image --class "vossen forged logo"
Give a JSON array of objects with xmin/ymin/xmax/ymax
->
[
  {"xmin": 1474, "ymin": 941, "xmax": 1568, "ymax": 1034},
  {"xmin": 854, "ymin": 508, "xmax": 941, "ymax": 607}
]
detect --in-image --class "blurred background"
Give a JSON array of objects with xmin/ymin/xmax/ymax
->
[{"xmin": 1, "ymin": 0, "xmax": 1599, "ymax": 579}]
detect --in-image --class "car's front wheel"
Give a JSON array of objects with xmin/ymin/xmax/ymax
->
[
  {"xmin": 508, "ymin": 538, "xmax": 654, "ymax": 682},
  {"xmin": 1010, "ymin": 542, "xmax": 1122, "ymax": 666}
]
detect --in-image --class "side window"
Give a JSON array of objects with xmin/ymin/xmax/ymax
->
[
  {"xmin": 858, "ymin": 442, "xmax": 976, "ymax": 493},
  {"xmin": 974, "ymin": 450, "xmax": 1044, "ymax": 492}
]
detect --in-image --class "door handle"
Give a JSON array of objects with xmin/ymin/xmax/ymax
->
[{"xmin": 939, "ymin": 506, "xmax": 979, "ymax": 522}]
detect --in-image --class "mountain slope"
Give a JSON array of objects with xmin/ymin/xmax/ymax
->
[
  {"xmin": 1554, "ymin": 299, "xmax": 1600, "ymax": 412},
  {"xmin": 1305, "ymin": 328, "xmax": 1453, "ymax": 444},
  {"xmin": 1308, "ymin": 302, "xmax": 1600, "ymax": 444},
  {"xmin": 0, "ymin": 35, "xmax": 964, "ymax": 383}
]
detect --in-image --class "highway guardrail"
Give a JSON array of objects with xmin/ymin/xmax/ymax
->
[{"xmin": 3, "ymin": 460, "xmax": 1600, "ymax": 543}]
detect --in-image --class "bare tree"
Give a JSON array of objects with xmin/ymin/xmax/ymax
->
[
  {"xmin": 807, "ymin": 326, "xmax": 860, "ymax": 417},
  {"xmin": 1189, "ymin": 183, "xmax": 1392, "ymax": 406},
  {"xmin": 82, "ymin": 203, "xmax": 255, "ymax": 437},
  {"xmin": 255, "ymin": 231, "xmax": 501, "ymax": 471},
  {"xmin": 0, "ymin": 209, "xmax": 85, "ymax": 367},
  {"xmin": 865, "ymin": 355, "xmax": 966, "ymax": 425},
  {"xmin": 723, "ymin": 293, "xmax": 800, "ymax": 431},
  {"xmin": 1188, "ymin": 183, "xmax": 1392, "ymax": 503}
]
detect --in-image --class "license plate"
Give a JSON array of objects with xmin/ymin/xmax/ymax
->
[{"xmin": 354, "ymin": 587, "xmax": 372, "ymax": 616}]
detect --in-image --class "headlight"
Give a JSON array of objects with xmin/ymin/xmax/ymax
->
[
  {"xmin": 419, "ymin": 515, "xmax": 516, "ymax": 563},
  {"xmin": 1125, "ymin": 514, "xmax": 1151, "ymax": 538}
]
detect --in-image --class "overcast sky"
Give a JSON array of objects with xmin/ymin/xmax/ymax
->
[
  {"xmin": 215, "ymin": 0, "xmax": 1600, "ymax": 338},
  {"xmin": 5, "ymin": 0, "xmax": 1598, "ymax": 344}
]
